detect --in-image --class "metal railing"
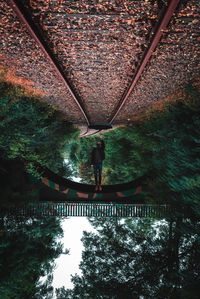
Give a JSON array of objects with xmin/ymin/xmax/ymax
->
[{"xmin": 0, "ymin": 203, "xmax": 171, "ymax": 218}]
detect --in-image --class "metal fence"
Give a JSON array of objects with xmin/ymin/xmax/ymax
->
[{"xmin": 0, "ymin": 203, "xmax": 171, "ymax": 218}]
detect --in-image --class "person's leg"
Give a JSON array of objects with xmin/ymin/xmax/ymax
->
[
  {"xmin": 93, "ymin": 164, "xmax": 98, "ymax": 185},
  {"xmin": 98, "ymin": 163, "xmax": 102, "ymax": 186}
]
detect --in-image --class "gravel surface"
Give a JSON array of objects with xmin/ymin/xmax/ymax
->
[
  {"xmin": 116, "ymin": 0, "xmax": 200, "ymax": 123},
  {"xmin": 0, "ymin": 0, "xmax": 199, "ymax": 124}
]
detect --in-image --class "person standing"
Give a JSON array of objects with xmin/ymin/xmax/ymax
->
[{"xmin": 90, "ymin": 136, "xmax": 105, "ymax": 191}]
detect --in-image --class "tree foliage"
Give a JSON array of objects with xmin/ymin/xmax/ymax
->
[
  {"xmin": 0, "ymin": 216, "xmax": 67, "ymax": 299},
  {"xmin": 67, "ymin": 85, "xmax": 200, "ymax": 211},
  {"xmin": 56, "ymin": 216, "xmax": 200, "ymax": 299},
  {"xmin": 0, "ymin": 80, "xmax": 80, "ymax": 205},
  {"xmin": 56, "ymin": 85, "xmax": 200, "ymax": 298},
  {"xmin": 0, "ymin": 80, "xmax": 79, "ymax": 178}
]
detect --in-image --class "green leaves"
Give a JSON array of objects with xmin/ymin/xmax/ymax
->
[
  {"xmin": 0, "ymin": 217, "xmax": 65, "ymax": 299},
  {"xmin": 0, "ymin": 80, "xmax": 79, "ymax": 179},
  {"xmin": 57, "ymin": 216, "xmax": 200, "ymax": 298}
]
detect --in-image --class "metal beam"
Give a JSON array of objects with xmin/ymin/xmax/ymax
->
[
  {"xmin": 109, "ymin": 0, "xmax": 181, "ymax": 124},
  {"xmin": 8, "ymin": 0, "xmax": 90, "ymax": 125}
]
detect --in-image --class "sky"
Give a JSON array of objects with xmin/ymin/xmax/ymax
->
[
  {"xmin": 51, "ymin": 164, "xmax": 93, "ymax": 297},
  {"xmin": 52, "ymin": 217, "xmax": 95, "ymax": 296}
]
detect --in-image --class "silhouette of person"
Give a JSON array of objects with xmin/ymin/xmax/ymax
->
[{"xmin": 91, "ymin": 136, "xmax": 105, "ymax": 191}]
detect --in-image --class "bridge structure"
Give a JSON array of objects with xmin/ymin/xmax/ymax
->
[
  {"xmin": 32, "ymin": 165, "xmax": 147, "ymax": 203},
  {"xmin": 0, "ymin": 162, "xmax": 170, "ymax": 218}
]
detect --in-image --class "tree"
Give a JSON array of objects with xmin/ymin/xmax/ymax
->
[
  {"xmin": 0, "ymin": 80, "xmax": 80, "ymax": 205},
  {"xmin": 0, "ymin": 216, "xmax": 68, "ymax": 299},
  {"xmin": 0, "ymin": 80, "xmax": 79, "ymax": 179},
  {"xmin": 56, "ymin": 216, "xmax": 200, "ymax": 298},
  {"xmin": 149, "ymin": 98, "xmax": 200, "ymax": 212}
]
